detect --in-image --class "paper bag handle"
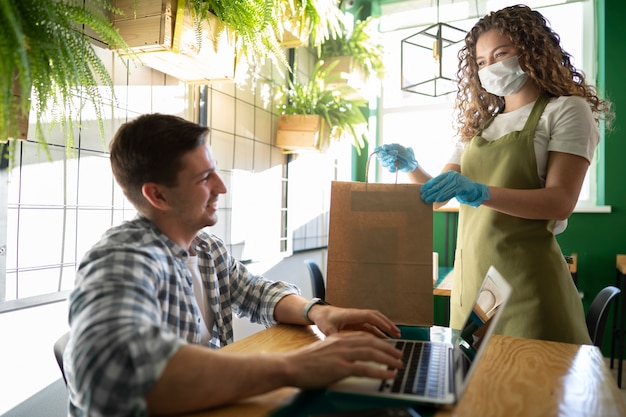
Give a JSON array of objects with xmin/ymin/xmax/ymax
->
[{"xmin": 365, "ymin": 151, "xmax": 399, "ymax": 186}]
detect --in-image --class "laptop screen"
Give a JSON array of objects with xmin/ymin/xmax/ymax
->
[{"xmin": 452, "ymin": 266, "xmax": 512, "ymax": 398}]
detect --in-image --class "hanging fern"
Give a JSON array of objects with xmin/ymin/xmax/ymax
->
[
  {"xmin": 189, "ymin": 0, "xmax": 288, "ymax": 69},
  {"xmin": 188, "ymin": 0, "xmax": 345, "ymax": 70},
  {"xmin": 0, "ymin": 0, "xmax": 129, "ymax": 160},
  {"xmin": 279, "ymin": 0, "xmax": 344, "ymax": 47}
]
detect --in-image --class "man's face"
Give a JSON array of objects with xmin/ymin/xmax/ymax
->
[{"xmin": 164, "ymin": 145, "xmax": 227, "ymax": 230}]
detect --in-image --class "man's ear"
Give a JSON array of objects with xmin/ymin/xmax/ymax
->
[{"xmin": 142, "ymin": 183, "xmax": 169, "ymax": 210}]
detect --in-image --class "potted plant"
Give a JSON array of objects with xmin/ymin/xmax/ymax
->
[
  {"xmin": 318, "ymin": 15, "xmax": 385, "ymax": 95},
  {"xmin": 0, "ymin": 0, "xmax": 128, "ymax": 158},
  {"xmin": 186, "ymin": 0, "xmax": 347, "ymax": 69},
  {"xmin": 111, "ymin": 1, "xmax": 346, "ymax": 82},
  {"xmin": 186, "ymin": 0, "xmax": 288, "ymax": 69},
  {"xmin": 276, "ymin": 60, "xmax": 369, "ymax": 153},
  {"xmin": 111, "ymin": 0, "xmax": 241, "ymax": 82}
]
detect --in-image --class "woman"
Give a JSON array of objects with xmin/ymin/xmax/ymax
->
[{"xmin": 376, "ymin": 5, "xmax": 613, "ymax": 344}]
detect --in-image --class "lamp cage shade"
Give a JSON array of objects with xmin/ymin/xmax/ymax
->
[{"xmin": 401, "ymin": 22, "xmax": 466, "ymax": 97}]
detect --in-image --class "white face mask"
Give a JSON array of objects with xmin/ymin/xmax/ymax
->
[{"xmin": 478, "ymin": 56, "xmax": 529, "ymax": 96}]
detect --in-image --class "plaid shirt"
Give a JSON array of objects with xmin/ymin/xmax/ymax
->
[{"xmin": 65, "ymin": 215, "xmax": 299, "ymax": 416}]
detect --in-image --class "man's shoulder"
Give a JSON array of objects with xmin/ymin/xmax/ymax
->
[
  {"xmin": 196, "ymin": 229, "xmax": 227, "ymax": 249},
  {"xmin": 77, "ymin": 220, "xmax": 171, "ymax": 281},
  {"xmin": 86, "ymin": 218, "xmax": 166, "ymax": 259},
  {"xmin": 102, "ymin": 218, "xmax": 158, "ymax": 243}
]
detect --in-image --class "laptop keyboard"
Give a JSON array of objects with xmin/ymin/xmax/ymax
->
[{"xmin": 380, "ymin": 340, "xmax": 451, "ymax": 400}]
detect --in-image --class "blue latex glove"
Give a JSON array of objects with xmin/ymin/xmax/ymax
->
[
  {"xmin": 374, "ymin": 143, "xmax": 418, "ymax": 173},
  {"xmin": 421, "ymin": 171, "xmax": 490, "ymax": 207}
]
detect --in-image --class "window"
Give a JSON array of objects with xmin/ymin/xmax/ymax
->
[
  {"xmin": 0, "ymin": 49, "xmax": 190, "ymax": 312},
  {"xmin": 0, "ymin": 42, "xmax": 298, "ymax": 311},
  {"xmin": 378, "ymin": 0, "xmax": 600, "ymax": 209}
]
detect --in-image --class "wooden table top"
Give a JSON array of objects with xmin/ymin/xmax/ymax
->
[
  {"xmin": 434, "ymin": 253, "xmax": 582, "ymax": 297},
  {"xmin": 181, "ymin": 324, "xmax": 626, "ymax": 417},
  {"xmin": 433, "ymin": 271, "xmax": 452, "ymax": 297}
]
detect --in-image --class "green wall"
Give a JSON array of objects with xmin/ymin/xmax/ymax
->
[
  {"xmin": 558, "ymin": 0, "xmax": 626, "ymax": 312},
  {"xmin": 569, "ymin": 0, "xmax": 626, "ymax": 296},
  {"xmin": 566, "ymin": 0, "xmax": 626, "ymax": 354}
]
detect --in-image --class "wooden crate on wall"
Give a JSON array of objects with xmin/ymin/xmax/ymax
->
[
  {"xmin": 276, "ymin": 115, "xmax": 330, "ymax": 152},
  {"xmin": 111, "ymin": 0, "xmax": 237, "ymax": 83}
]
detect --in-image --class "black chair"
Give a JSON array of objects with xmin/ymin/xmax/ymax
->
[
  {"xmin": 586, "ymin": 285, "xmax": 621, "ymax": 347},
  {"xmin": 564, "ymin": 254, "xmax": 578, "ymax": 287},
  {"xmin": 53, "ymin": 331, "xmax": 70, "ymax": 386},
  {"xmin": 304, "ymin": 260, "xmax": 326, "ymax": 300}
]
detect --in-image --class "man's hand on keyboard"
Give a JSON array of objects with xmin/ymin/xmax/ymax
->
[{"xmin": 279, "ymin": 331, "xmax": 404, "ymax": 389}]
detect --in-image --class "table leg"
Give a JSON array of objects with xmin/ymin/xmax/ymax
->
[{"xmin": 611, "ymin": 269, "xmax": 626, "ymax": 388}]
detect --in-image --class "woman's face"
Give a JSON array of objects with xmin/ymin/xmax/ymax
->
[{"xmin": 475, "ymin": 29, "xmax": 523, "ymax": 70}]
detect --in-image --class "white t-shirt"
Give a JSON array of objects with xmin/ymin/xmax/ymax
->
[
  {"xmin": 448, "ymin": 95, "xmax": 599, "ymax": 234},
  {"xmin": 186, "ymin": 255, "xmax": 215, "ymax": 344}
]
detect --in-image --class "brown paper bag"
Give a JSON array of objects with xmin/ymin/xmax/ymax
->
[{"xmin": 326, "ymin": 175, "xmax": 433, "ymax": 326}]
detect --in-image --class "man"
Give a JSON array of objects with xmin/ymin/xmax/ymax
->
[{"xmin": 65, "ymin": 113, "xmax": 403, "ymax": 416}]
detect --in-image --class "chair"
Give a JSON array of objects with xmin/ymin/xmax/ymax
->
[
  {"xmin": 612, "ymin": 255, "xmax": 626, "ymax": 388},
  {"xmin": 304, "ymin": 260, "xmax": 326, "ymax": 300},
  {"xmin": 565, "ymin": 253, "xmax": 578, "ymax": 287},
  {"xmin": 53, "ymin": 331, "xmax": 70, "ymax": 386},
  {"xmin": 586, "ymin": 285, "xmax": 621, "ymax": 347}
]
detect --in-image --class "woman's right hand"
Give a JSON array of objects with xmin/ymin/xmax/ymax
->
[{"xmin": 374, "ymin": 143, "xmax": 418, "ymax": 173}]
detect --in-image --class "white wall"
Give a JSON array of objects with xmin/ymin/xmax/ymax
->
[{"xmin": 0, "ymin": 302, "xmax": 69, "ymax": 414}]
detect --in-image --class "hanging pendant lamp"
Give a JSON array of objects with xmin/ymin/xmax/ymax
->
[{"xmin": 400, "ymin": 0, "xmax": 466, "ymax": 97}]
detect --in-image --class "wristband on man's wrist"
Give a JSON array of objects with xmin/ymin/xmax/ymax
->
[{"xmin": 303, "ymin": 297, "xmax": 330, "ymax": 324}]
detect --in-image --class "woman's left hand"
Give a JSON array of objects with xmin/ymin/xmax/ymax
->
[{"xmin": 421, "ymin": 171, "xmax": 490, "ymax": 207}]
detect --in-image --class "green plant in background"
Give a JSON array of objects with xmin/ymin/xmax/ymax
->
[
  {"xmin": 0, "ymin": 0, "xmax": 129, "ymax": 157},
  {"xmin": 188, "ymin": 0, "xmax": 345, "ymax": 71},
  {"xmin": 319, "ymin": 15, "xmax": 385, "ymax": 80},
  {"xmin": 279, "ymin": 0, "xmax": 344, "ymax": 47},
  {"xmin": 188, "ymin": 0, "xmax": 287, "ymax": 69},
  {"xmin": 277, "ymin": 61, "xmax": 369, "ymax": 153}
]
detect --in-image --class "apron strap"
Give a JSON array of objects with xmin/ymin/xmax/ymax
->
[
  {"xmin": 521, "ymin": 93, "xmax": 550, "ymax": 133},
  {"xmin": 476, "ymin": 93, "xmax": 550, "ymax": 137}
]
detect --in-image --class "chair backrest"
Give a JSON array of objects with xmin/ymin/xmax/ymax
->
[
  {"xmin": 54, "ymin": 331, "xmax": 70, "ymax": 385},
  {"xmin": 565, "ymin": 253, "xmax": 578, "ymax": 287},
  {"xmin": 304, "ymin": 260, "xmax": 326, "ymax": 300},
  {"xmin": 586, "ymin": 285, "xmax": 621, "ymax": 347}
]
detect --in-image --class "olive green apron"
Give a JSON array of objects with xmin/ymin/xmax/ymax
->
[{"xmin": 451, "ymin": 94, "xmax": 591, "ymax": 344}]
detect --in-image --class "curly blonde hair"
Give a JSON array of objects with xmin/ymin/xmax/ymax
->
[{"xmin": 454, "ymin": 4, "xmax": 613, "ymax": 142}]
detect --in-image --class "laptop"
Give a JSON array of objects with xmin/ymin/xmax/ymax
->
[{"xmin": 328, "ymin": 265, "xmax": 512, "ymax": 407}]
